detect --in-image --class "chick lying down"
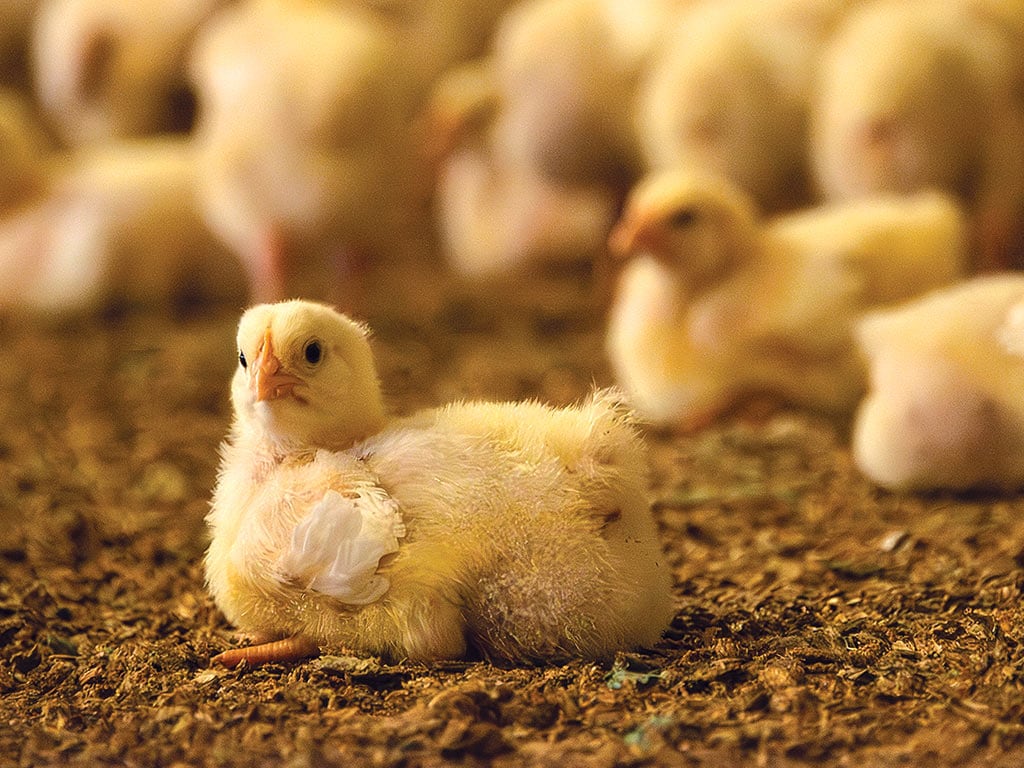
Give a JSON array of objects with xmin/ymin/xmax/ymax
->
[{"xmin": 207, "ymin": 300, "xmax": 674, "ymax": 666}]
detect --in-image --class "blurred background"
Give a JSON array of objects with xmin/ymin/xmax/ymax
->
[{"xmin": 0, "ymin": 0, "xmax": 1020, "ymax": 318}]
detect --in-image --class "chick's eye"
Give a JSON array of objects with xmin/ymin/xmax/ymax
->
[
  {"xmin": 238, "ymin": 350, "xmax": 247, "ymax": 369},
  {"xmin": 304, "ymin": 340, "xmax": 322, "ymax": 365},
  {"xmin": 669, "ymin": 207, "xmax": 697, "ymax": 228}
]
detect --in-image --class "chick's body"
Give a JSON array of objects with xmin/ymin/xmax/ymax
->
[
  {"xmin": 853, "ymin": 274, "xmax": 1024, "ymax": 491},
  {"xmin": 207, "ymin": 301, "xmax": 673, "ymax": 664},
  {"xmin": 607, "ymin": 171, "xmax": 968, "ymax": 427}
]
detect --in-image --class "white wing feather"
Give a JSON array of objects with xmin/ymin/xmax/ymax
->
[{"xmin": 278, "ymin": 487, "xmax": 405, "ymax": 605}]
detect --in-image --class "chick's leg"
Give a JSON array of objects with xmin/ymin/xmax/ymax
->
[
  {"xmin": 211, "ymin": 634, "xmax": 319, "ymax": 669},
  {"xmin": 249, "ymin": 227, "xmax": 287, "ymax": 303}
]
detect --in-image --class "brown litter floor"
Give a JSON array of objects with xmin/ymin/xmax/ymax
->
[{"xmin": 2, "ymin": 264, "xmax": 1024, "ymax": 767}]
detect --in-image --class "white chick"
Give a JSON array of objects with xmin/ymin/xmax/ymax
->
[
  {"xmin": 207, "ymin": 300, "xmax": 674, "ymax": 666},
  {"xmin": 0, "ymin": 137, "xmax": 246, "ymax": 315},
  {"xmin": 853, "ymin": 274, "xmax": 1024, "ymax": 491},
  {"xmin": 637, "ymin": 0, "xmax": 856, "ymax": 212},
  {"xmin": 189, "ymin": 0, "xmax": 428, "ymax": 308},
  {"xmin": 811, "ymin": 0, "xmax": 1024, "ymax": 268},
  {"xmin": 606, "ymin": 170, "xmax": 968, "ymax": 429},
  {"xmin": 31, "ymin": 0, "xmax": 226, "ymax": 146},
  {"xmin": 427, "ymin": 61, "xmax": 619, "ymax": 279}
]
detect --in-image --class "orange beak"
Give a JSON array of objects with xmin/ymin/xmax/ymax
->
[
  {"xmin": 607, "ymin": 212, "xmax": 668, "ymax": 261},
  {"xmin": 252, "ymin": 330, "xmax": 305, "ymax": 402}
]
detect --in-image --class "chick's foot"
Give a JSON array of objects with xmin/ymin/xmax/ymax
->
[{"xmin": 211, "ymin": 635, "xmax": 320, "ymax": 668}]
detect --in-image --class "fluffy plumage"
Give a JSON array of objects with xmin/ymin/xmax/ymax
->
[
  {"xmin": 811, "ymin": 0, "xmax": 1024, "ymax": 268},
  {"xmin": 207, "ymin": 300, "xmax": 674, "ymax": 665},
  {"xmin": 853, "ymin": 274, "xmax": 1024, "ymax": 491},
  {"xmin": 189, "ymin": 0, "xmax": 428, "ymax": 306},
  {"xmin": 606, "ymin": 170, "xmax": 968, "ymax": 428},
  {"xmin": 427, "ymin": 61, "xmax": 618, "ymax": 279},
  {"xmin": 637, "ymin": 0, "xmax": 853, "ymax": 212}
]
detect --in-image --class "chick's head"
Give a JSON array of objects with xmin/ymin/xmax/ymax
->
[
  {"xmin": 608, "ymin": 170, "xmax": 758, "ymax": 292},
  {"xmin": 232, "ymin": 300, "xmax": 385, "ymax": 450}
]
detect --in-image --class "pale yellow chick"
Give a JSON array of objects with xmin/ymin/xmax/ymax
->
[
  {"xmin": 0, "ymin": 137, "xmax": 245, "ymax": 315},
  {"xmin": 337, "ymin": 0, "xmax": 517, "ymax": 92},
  {"xmin": 853, "ymin": 274, "xmax": 1024, "ymax": 491},
  {"xmin": 811, "ymin": 0, "xmax": 1024, "ymax": 268},
  {"xmin": 606, "ymin": 169, "xmax": 968, "ymax": 428},
  {"xmin": 31, "ymin": 0, "xmax": 226, "ymax": 145},
  {"xmin": 189, "ymin": 0, "xmax": 428, "ymax": 307},
  {"xmin": 488, "ymin": 0, "xmax": 690, "ymax": 188},
  {"xmin": 426, "ymin": 61, "xmax": 619, "ymax": 279},
  {"xmin": 207, "ymin": 300, "xmax": 674, "ymax": 666},
  {"xmin": 637, "ymin": 0, "xmax": 855, "ymax": 213}
]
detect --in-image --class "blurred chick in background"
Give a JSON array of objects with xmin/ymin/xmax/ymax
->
[
  {"xmin": 606, "ymin": 169, "xmax": 968, "ymax": 429},
  {"xmin": 31, "ymin": 0, "xmax": 227, "ymax": 145},
  {"xmin": 336, "ymin": 0, "xmax": 518, "ymax": 95},
  {"xmin": 637, "ymin": 0, "xmax": 856, "ymax": 213},
  {"xmin": 426, "ymin": 61, "xmax": 619, "ymax": 281},
  {"xmin": 207, "ymin": 300, "xmax": 674, "ymax": 666},
  {"xmin": 425, "ymin": 0, "xmax": 690, "ymax": 280},
  {"xmin": 811, "ymin": 0, "xmax": 1024, "ymax": 269},
  {"xmin": 854, "ymin": 274, "xmax": 1024, "ymax": 491},
  {"xmin": 189, "ymin": 0, "xmax": 430, "ymax": 310},
  {"xmin": 0, "ymin": 109, "xmax": 244, "ymax": 315}
]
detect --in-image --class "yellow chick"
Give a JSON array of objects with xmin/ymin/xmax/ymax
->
[
  {"xmin": 0, "ymin": 137, "xmax": 245, "ymax": 315},
  {"xmin": 487, "ymin": 0, "xmax": 689, "ymax": 189},
  {"xmin": 811, "ymin": 0, "xmax": 1024, "ymax": 268},
  {"xmin": 853, "ymin": 274, "xmax": 1024, "ymax": 491},
  {"xmin": 189, "ymin": 0, "xmax": 428, "ymax": 308},
  {"xmin": 637, "ymin": 0, "xmax": 854, "ymax": 213},
  {"xmin": 337, "ymin": 0, "xmax": 517, "ymax": 90},
  {"xmin": 426, "ymin": 61, "xmax": 618, "ymax": 279},
  {"xmin": 31, "ymin": 0, "xmax": 226, "ymax": 145},
  {"xmin": 606, "ymin": 169, "xmax": 968, "ymax": 428},
  {"xmin": 207, "ymin": 300, "xmax": 674, "ymax": 666}
]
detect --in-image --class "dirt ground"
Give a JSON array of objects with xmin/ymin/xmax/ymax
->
[{"xmin": 3, "ymin": 261, "xmax": 1024, "ymax": 768}]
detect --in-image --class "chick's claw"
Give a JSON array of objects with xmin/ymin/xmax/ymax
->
[{"xmin": 211, "ymin": 635, "xmax": 320, "ymax": 669}]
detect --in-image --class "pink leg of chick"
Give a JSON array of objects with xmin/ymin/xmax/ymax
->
[
  {"xmin": 250, "ymin": 227, "xmax": 287, "ymax": 303},
  {"xmin": 211, "ymin": 634, "xmax": 320, "ymax": 669}
]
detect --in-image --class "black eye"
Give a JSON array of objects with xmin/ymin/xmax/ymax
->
[
  {"xmin": 669, "ymin": 208, "xmax": 698, "ymax": 228},
  {"xmin": 238, "ymin": 350, "xmax": 247, "ymax": 369},
  {"xmin": 304, "ymin": 340, "xmax": 322, "ymax": 365}
]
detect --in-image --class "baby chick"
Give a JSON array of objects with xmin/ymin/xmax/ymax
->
[
  {"xmin": 337, "ymin": 0, "xmax": 517, "ymax": 91},
  {"xmin": 637, "ymin": 0, "xmax": 854, "ymax": 213},
  {"xmin": 31, "ymin": 0, "xmax": 225, "ymax": 145},
  {"xmin": 853, "ymin": 274, "xmax": 1024, "ymax": 491},
  {"xmin": 207, "ymin": 300, "xmax": 674, "ymax": 666},
  {"xmin": 427, "ymin": 61, "xmax": 618, "ymax": 279},
  {"xmin": 189, "ymin": 0, "xmax": 428, "ymax": 308},
  {"xmin": 606, "ymin": 169, "xmax": 968, "ymax": 428},
  {"xmin": 0, "ymin": 137, "xmax": 245, "ymax": 315},
  {"xmin": 488, "ymin": 0, "xmax": 688, "ymax": 189},
  {"xmin": 811, "ymin": 0, "xmax": 1024, "ymax": 268}
]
